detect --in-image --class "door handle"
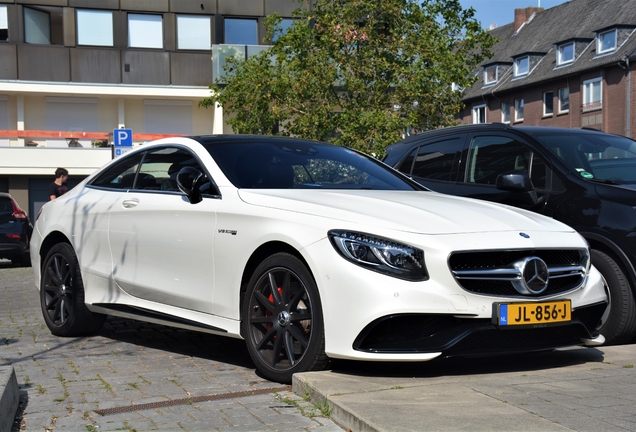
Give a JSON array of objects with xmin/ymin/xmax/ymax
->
[{"xmin": 122, "ymin": 199, "xmax": 139, "ymax": 208}]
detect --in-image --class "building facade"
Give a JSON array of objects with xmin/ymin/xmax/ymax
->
[
  {"xmin": 459, "ymin": 0, "xmax": 636, "ymax": 141},
  {"xmin": 0, "ymin": 0, "xmax": 302, "ymax": 217}
]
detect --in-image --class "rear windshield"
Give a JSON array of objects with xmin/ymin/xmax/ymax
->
[
  {"xmin": 201, "ymin": 140, "xmax": 420, "ymax": 191},
  {"xmin": 532, "ymin": 132, "xmax": 636, "ymax": 184},
  {"xmin": 0, "ymin": 197, "xmax": 13, "ymax": 214}
]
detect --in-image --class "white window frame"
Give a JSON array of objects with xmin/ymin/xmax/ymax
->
[
  {"xmin": 0, "ymin": 5, "xmax": 8, "ymax": 42},
  {"xmin": 557, "ymin": 42, "xmax": 574, "ymax": 65},
  {"xmin": 484, "ymin": 65, "xmax": 498, "ymax": 84},
  {"xmin": 543, "ymin": 91, "xmax": 554, "ymax": 116},
  {"xmin": 514, "ymin": 98, "xmax": 524, "ymax": 122},
  {"xmin": 558, "ymin": 87, "xmax": 569, "ymax": 113},
  {"xmin": 514, "ymin": 56, "xmax": 529, "ymax": 77},
  {"xmin": 77, "ymin": 10, "xmax": 113, "ymax": 46},
  {"xmin": 583, "ymin": 77, "xmax": 602, "ymax": 110},
  {"xmin": 177, "ymin": 15, "xmax": 211, "ymax": 50},
  {"xmin": 597, "ymin": 29, "xmax": 617, "ymax": 54},
  {"xmin": 472, "ymin": 104, "xmax": 486, "ymax": 124},
  {"xmin": 128, "ymin": 13, "xmax": 163, "ymax": 49},
  {"xmin": 501, "ymin": 101, "xmax": 510, "ymax": 124}
]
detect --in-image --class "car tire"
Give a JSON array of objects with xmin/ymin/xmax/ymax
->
[
  {"xmin": 592, "ymin": 249, "xmax": 636, "ymax": 345},
  {"xmin": 242, "ymin": 252, "xmax": 329, "ymax": 383},
  {"xmin": 40, "ymin": 243, "xmax": 106, "ymax": 337}
]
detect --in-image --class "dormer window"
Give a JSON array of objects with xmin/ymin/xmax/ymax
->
[
  {"xmin": 557, "ymin": 42, "xmax": 574, "ymax": 65},
  {"xmin": 484, "ymin": 65, "xmax": 498, "ymax": 84},
  {"xmin": 597, "ymin": 29, "xmax": 617, "ymax": 54},
  {"xmin": 514, "ymin": 56, "xmax": 529, "ymax": 77}
]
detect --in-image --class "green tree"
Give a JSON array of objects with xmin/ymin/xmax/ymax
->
[{"xmin": 200, "ymin": 0, "xmax": 494, "ymax": 156}]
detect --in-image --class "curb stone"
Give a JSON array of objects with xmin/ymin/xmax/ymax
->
[{"xmin": 0, "ymin": 366, "xmax": 19, "ymax": 432}]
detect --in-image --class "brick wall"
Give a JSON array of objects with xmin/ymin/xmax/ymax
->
[{"xmin": 459, "ymin": 63, "xmax": 634, "ymax": 138}]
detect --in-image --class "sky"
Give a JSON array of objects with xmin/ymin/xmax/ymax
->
[{"xmin": 458, "ymin": 0, "xmax": 570, "ymax": 30}]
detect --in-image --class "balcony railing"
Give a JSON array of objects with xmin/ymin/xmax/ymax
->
[{"xmin": 212, "ymin": 44, "xmax": 271, "ymax": 83}]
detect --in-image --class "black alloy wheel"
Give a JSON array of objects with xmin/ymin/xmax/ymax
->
[
  {"xmin": 242, "ymin": 253, "xmax": 329, "ymax": 383},
  {"xmin": 40, "ymin": 243, "xmax": 106, "ymax": 336}
]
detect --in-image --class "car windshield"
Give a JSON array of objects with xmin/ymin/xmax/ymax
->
[
  {"xmin": 531, "ymin": 131, "xmax": 636, "ymax": 184},
  {"xmin": 201, "ymin": 139, "xmax": 420, "ymax": 190}
]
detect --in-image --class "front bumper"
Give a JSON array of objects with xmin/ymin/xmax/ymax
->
[
  {"xmin": 353, "ymin": 301, "xmax": 606, "ymax": 357},
  {"xmin": 303, "ymin": 232, "xmax": 609, "ymax": 362}
]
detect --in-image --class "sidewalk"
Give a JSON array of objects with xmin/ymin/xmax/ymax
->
[{"xmin": 294, "ymin": 344, "xmax": 636, "ymax": 432}]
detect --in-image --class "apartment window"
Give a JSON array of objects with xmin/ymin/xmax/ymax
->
[
  {"xmin": 77, "ymin": 10, "xmax": 113, "ymax": 46},
  {"xmin": 224, "ymin": 18, "xmax": 258, "ymax": 45},
  {"xmin": 514, "ymin": 99, "xmax": 524, "ymax": 122},
  {"xmin": 597, "ymin": 29, "xmax": 617, "ymax": 54},
  {"xmin": 501, "ymin": 102, "xmax": 510, "ymax": 123},
  {"xmin": 0, "ymin": 5, "xmax": 8, "ymax": 42},
  {"xmin": 128, "ymin": 14, "xmax": 163, "ymax": 49},
  {"xmin": 272, "ymin": 18, "xmax": 294, "ymax": 42},
  {"xmin": 543, "ymin": 92, "xmax": 554, "ymax": 116},
  {"xmin": 144, "ymin": 100, "xmax": 193, "ymax": 135},
  {"xmin": 583, "ymin": 77, "xmax": 602, "ymax": 110},
  {"xmin": 557, "ymin": 42, "xmax": 574, "ymax": 65},
  {"xmin": 177, "ymin": 15, "xmax": 211, "ymax": 50},
  {"xmin": 472, "ymin": 104, "xmax": 486, "ymax": 124},
  {"xmin": 558, "ymin": 87, "xmax": 569, "ymax": 113},
  {"xmin": 45, "ymin": 97, "xmax": 98, "ymax": 148},
  {"xmin": 514, "ymin": 56, "xmax": 529, "ymax": 77},
  {"xmin": 24, "ymin": 7, "xmax": 50, "ymax": 44},
  {"xmin": 484, "ymin": 65, "xmax": 498, "ymax": 84}
]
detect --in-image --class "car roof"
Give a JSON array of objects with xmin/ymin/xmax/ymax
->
[
  {"xmin": 190, "ymin": 134, "xmax": 331, "ymax": 147},
  {"xmin": 390, "ymin": 124, "xmax": 616, "ymax": 149}
]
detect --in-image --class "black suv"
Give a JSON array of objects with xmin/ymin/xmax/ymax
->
[
  {"xmin": 0, "ymin": 192, "xmax": 33, "ymax": 266},
  {"xmin": 384, "ymin": 124, "xmax": 636, "ymax": 345}
]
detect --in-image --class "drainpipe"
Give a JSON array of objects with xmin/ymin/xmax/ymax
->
[{"xmin": 619, "ymin": 56, "xmax": 631, "ymax": 137}]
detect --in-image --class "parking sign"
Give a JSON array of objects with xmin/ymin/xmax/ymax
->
[{"xmin": 113, "ymin": 128, "xmax": 133, "ymax": 159}]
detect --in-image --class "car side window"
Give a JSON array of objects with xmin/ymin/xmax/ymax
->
[
  {"xmin": 138, "ymin": 147, "xmax": 215, "ymax": 195},
  {"xmin": 411, "ymin": 138, "xmax": 463, "ymax": 181},
  {"xmin": 396, "ymin": 138, "xmax": 463, "ymax": 182},
  {"xmin": 89, "ymin": 153, "xmax": 144, "ymax": 189},
  {"xmin": 464, "ymin": 135, "xmax": 547, "ymax": 189}
]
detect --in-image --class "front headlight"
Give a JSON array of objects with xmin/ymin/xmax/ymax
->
[{"xmin": 328, "ymin": 230, "xmax": 428, "ymax": 281}]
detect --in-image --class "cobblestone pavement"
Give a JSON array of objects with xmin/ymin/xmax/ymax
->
[{"xmin": 0, "ymin": 262, "xmax": 343, "ymax": 432}]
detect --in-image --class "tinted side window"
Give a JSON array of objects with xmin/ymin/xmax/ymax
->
[
  {"xmin": 396, "ymin": 148, "xmax": 416, "ymax": 175},
  {"xmin": 464, "ymin": 135, "xmax": 548, "ymax": 189},
  {"xmin": 138, "ymin": 147, "xmax": 215, "ymax": 195},
  {"xmin": 89, "ymin": 153, "xmax": 144, "ymax": 189},
  {"xmin": 411, "ymin": 138, "xmax": 463, "ymax": 181}
]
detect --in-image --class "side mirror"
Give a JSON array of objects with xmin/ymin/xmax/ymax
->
[
  {"xmin": 496, "ymin": 171, "xmax": 534, "ymax": 192},
  {"xmin": 177, "ymin": 167, "xmax": 204, "ymax": 204},
  {"xmin": 495, "ymin": 171, "xmax": 539, "ymax": 208}
]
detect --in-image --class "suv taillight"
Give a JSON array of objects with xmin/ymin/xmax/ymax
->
[{"xmin": 11, "ymin": 200, "xmax": 27, "ymax": 219}]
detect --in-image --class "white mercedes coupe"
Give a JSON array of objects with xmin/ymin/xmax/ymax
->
[{"xmin": 32, "ymin": 135, "xmax": 608, "ymax": 383}]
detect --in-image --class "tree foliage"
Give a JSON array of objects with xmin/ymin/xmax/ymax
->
[{"xmin": 200, "ymin": 0, "xmax": 494, "ymax": 155}]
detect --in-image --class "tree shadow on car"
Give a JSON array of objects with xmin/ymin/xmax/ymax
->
[{"xmin": 330, "ymin": 347, "xmax": 606, "ymax": 379}]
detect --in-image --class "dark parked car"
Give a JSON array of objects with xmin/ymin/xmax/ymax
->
[
  {"xmin": 0, "ymin": 192, "xmax": 33, "ymax": 266},
  {"xmin": 384, "ymin": 124, "xmax": 636, "ymax": 345}
]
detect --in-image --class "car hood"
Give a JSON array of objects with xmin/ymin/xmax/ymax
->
[{"xmin": 237, "ymin": 189, "xmax": 574, "ymax": 235}]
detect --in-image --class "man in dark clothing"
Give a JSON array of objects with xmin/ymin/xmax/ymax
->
[{"xmin": 49, "ymin": 167, "xmax": 69, "ymax": 200}]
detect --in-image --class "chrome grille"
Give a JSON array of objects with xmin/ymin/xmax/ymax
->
[{"xmin": 449, "ymin": 249, "xmax": 589, "ymax": 297}]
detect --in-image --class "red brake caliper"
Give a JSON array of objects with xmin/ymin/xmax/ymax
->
[{"xmin": 265, "ymin": 286, "xmax": 284, "ymax": 336}]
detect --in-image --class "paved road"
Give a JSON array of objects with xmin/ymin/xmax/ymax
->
[{"xmin": 0, "ymin": 262, "xmax": 343, "ymax": 431}]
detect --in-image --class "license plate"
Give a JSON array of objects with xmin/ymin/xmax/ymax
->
[{"xmin": 495, "ymin": 300, "xmax": 571, "ymax": 326}]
